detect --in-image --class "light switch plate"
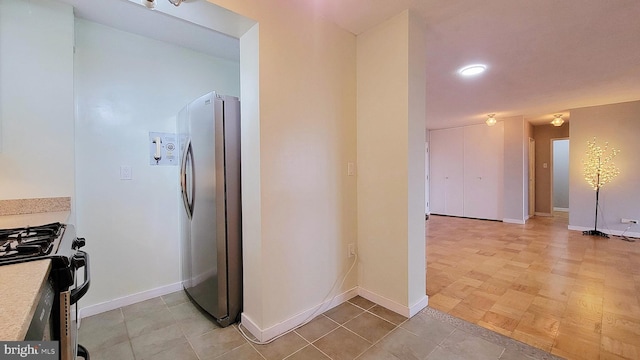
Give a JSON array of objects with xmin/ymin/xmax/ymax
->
[{"xmin": 120, "ymin": 166, "xmax": 132, "ymax": 180}]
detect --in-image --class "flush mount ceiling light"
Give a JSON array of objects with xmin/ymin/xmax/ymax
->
[
  {"xmin": 486, "ymin": 114, "xmax": 497, "ymax": 126},
  {"xmin": 142, "ymin": 0, "xmax": 156, "ymax": 9},
  {"xmin": 458, "ymin": 64, "xmax": 487, "ymax": 76},
  {"xmin": 142, "ymin": 0, "xmax": 183, "ymax": 9},
  {"xmin": 551, "ymin": 114, "xmax": 565, "ymax": 127}
]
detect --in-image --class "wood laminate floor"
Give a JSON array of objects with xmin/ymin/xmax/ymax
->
[{"xmin": 426, "ymin": 213, "xmax": 640, "ymax": 360}]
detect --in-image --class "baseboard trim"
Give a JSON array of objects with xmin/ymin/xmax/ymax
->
[
  {"xmin": 409, "ymin": 295, "xmax": 429, "ymax": 317},
  {"xmin": 553, "ymin": 207, "xmax": 569, "ymax": 212},
  {"xmin": 78, "ymin": 282, "xmax": 183, "ymax": 319},
  {"xmin": 534, "ymin": 212, "xmax": 553, "ymax": 217},
  {"xmin": 240, "ymin": 313, "xmax": 262, "ymax": 341},
  {"xmin": 241, "ymin": 287, "xmax": 358, "ymax": 342},
  {"xmin": 503, "ymin": 218, "xmax": 526, "ymax": 225},
  {"xmin": 357, "ymin": 287, "xmax": 428, "ymax": 318},
  {"xmin": 568, "ymin": 225, "xmax": 640, "ymax": 239}
]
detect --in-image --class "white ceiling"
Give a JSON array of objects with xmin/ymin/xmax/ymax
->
[
  {"xmin": 58, "ymin": 0, "xmax": 242, "ymax": 61},
  {"xmin": 60, "ymin": 0, "xmax": 640, "ymax": 129},
  {"xmin": 298, "ymin": 0, "xmax": 640, "ymax": 129}
]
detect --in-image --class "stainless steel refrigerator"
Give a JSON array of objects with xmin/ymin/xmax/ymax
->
[{"xmin": 178, "ymin": 91, "xmax": 242, "ymax": 327}]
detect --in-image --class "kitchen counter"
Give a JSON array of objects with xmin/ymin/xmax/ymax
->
[
  {"xmin": 0, "ymin": 211, "xmax": 70, "ymax": 229},
  {"xmin": 0, "ymin": 209, "xmax": 70, "ymax": 340},
  {"xmin": 0, "ymin": 260, "xmax": 52, "ymax": 340}
]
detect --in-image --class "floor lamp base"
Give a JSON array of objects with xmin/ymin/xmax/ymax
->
[{"xmin": 583, "ymin": 229, "xmax": 609, "ymax": 238}]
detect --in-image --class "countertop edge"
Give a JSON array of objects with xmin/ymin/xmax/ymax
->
[
  {"xmin": 0, "ymin": 211, "xmax": 71, "ymax": 229},
  {"xmin": 0, "ymin": 260, "xmax": 52, "ymax": 341},
  {"xmin": 0, "ymin": 210, "xmax": 70, "ymax": 340}
]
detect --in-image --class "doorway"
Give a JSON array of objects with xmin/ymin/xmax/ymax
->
[
  {"xmin": 551, "ymin": 138, "xmax": 570, "ymax": 214},
  {"xmin": 528, "ymin": 138, "xmax": 535, "ymax": 217},
  {"xmin": 425, "ymin": 141, "xmax": 430, "ymax": 219}
]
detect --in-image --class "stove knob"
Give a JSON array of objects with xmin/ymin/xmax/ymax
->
[
  {"xmin": 73, "ymin": 237, "xmax": 86, "ymax": 250},
  {"xmin": 71, "ymin": 253, "xmax": 86, "ymax": 268}
]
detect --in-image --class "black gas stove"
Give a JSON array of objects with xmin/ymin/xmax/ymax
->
[
  {"xmin": 0, "ymin": 222, "xmax": 90, "ymax": 360},
  {"xmin": 0, "ymin": 222, "xmax": 65, "ymax": 264}
]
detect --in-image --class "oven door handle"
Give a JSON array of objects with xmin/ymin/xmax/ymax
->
[{"xmin": 71, "ymin": 250, "xmax": 90, "ymax": 305}]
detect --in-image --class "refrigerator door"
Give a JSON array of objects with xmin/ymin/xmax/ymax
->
[
  {"xmin": 220, "ymin": 95, "xmax": 242, "ymax": 326},
  {"xmin": 178, "ymin": 106, "xmax": 192, "ymax": 290},
  {"xmin": 179, "ymin": 91, "xmax": 242, "ymax": 327},
  {"xmin": 185, "ymin": 92, "xmax": 227, "ymax": 319}
]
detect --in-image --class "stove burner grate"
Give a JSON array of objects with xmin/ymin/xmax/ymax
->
[{"xmin": 0, "ymin": 222, "xmax": 64, "ymax": 263}]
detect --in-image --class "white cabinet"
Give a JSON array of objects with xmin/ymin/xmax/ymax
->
[
  {"xmin": 429, "ymin": 127, "xmax": 464, "ymax": 217},
  {"xmin": 463, "ymin": 123, "xmax": 504, "ymax": 220},
  {"xmin": 429, "ymin": 123, "xmax": 504, "ymax": 220}
]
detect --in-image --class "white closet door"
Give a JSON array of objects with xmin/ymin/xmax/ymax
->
[
  {"xmin": 463, "ymin": 123, "xmax": 504, "ymax": 220},
  {"xmin": 429, "ymin": 127, "xmax": 464, "ymax": 216}
]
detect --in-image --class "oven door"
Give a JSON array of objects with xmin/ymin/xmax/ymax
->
[
  {"xmin": 69, "ymin": 250, "xmax": 90, "ymax": 360},
  {"xmin": 24, "ymin": 277, "xmax": 56, "ymax": 341},
  {"xmin": 55, "ymin": 250, "xmax": 91, "ymax": 360}
]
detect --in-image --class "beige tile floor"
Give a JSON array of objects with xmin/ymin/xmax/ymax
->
[{"xmin": 78, "ymin": 291, "xmax": 561, "ymax": 360}]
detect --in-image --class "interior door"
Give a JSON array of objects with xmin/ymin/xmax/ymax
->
[
  {"xmin": 429, "ymin": 128, "xmax": 464, "ymax": 216},
  {"xmin": 463, "ymin": 123, "xmax": 504, "ymax": 220}
]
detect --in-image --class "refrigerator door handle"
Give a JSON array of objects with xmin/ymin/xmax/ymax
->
[{"xmin": 181, "ymin": 139, "xmax": 195, "ymax": 218}]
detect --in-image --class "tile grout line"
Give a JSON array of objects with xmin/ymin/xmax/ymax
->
[
  {"xmin": 280, "ymin": 327, "xmax": 314, "ymax": 360},
  {"xmin": 162, "ymin": 295, "xmax": 213, "ymax": 360},
  {"xmin": 117, "ymin": 308, "xmax": 139, "ymax": 360},
  {"xmin": 244, "ymin": 339, "xmax": 268, "ymax": 360},
  {"xmin": 300, "ymin": 308, "xmax": 380, "ymax": 360}
]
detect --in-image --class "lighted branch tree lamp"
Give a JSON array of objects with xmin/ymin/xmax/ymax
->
[{"xmin": 582, "ymin": 138, "xmax": 620, "ymax": 237}]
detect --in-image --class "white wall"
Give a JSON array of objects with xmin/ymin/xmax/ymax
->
[
  {"xmin": 569, "ymin": 100, "xmax": 640, "ymax": 236},
  {"xmin": 406, "ymin": 11, "xmax": 428, "ymax": 311},
  {"xmin": 0, "ymin": 0, "xmax": 74, "ymax": 203},
  {"xmin": 73, "ymin": 18, "xmax": 240, "ymax": 307},
  {"xmin": 356, "ymin": 10, "xmax": 427, "ymax": 315},
  {"xmin": 552, "ymin": 139, "xmax": 569, "ymax": 209},
  {"xmin": 503, "ymin": 116, "xmax": 528, "ymax": 223},
  {"xmin": 208, "ymin": 0, "xmax": 358, "ymax": 336}
]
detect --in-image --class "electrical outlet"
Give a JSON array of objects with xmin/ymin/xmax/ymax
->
[
  {"xmin": 621, "ymin": 218, "xmax": 638, "ymax": 224},
  {"xmin": 347, "ymin": 162, "xmax": 356, "ymax": 176},
  {"xmin": 348, "ymin": 243, "xmax": 356, "ymax": 258}
]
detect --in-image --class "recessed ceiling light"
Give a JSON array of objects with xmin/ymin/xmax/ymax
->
[{"xmin": 458, "ymin": 64, "xmax": 487, "ymax": 76}]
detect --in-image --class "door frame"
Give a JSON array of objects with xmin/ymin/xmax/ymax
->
[
  {"xmin": 528, "ymin": 137, "xmax": 535, "ymax": 217},
  {"xmin": 425, "ymin": 141, "xmax": 430, "ymax": 218}
]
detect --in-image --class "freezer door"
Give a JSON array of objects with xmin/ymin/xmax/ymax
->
[{"xmin": 184, "ymin": 92, "xmax": 227, "ymax": 319}]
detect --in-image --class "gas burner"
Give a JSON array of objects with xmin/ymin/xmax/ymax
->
[{"xmin": 0, "ymin": 223, "xmax": 64, "ymax": 264}]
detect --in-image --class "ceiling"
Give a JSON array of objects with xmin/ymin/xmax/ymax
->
[
  {"xmin": 298, "ymin": 0, "xmax": 640, "ymax": 129},
  {"xmin": 61, "ymin": 0, "xmax": 640, "ymax": 130},
  {"xmin": 58, "ymin": 0, "xmax": 242, "ymax": 61}
]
